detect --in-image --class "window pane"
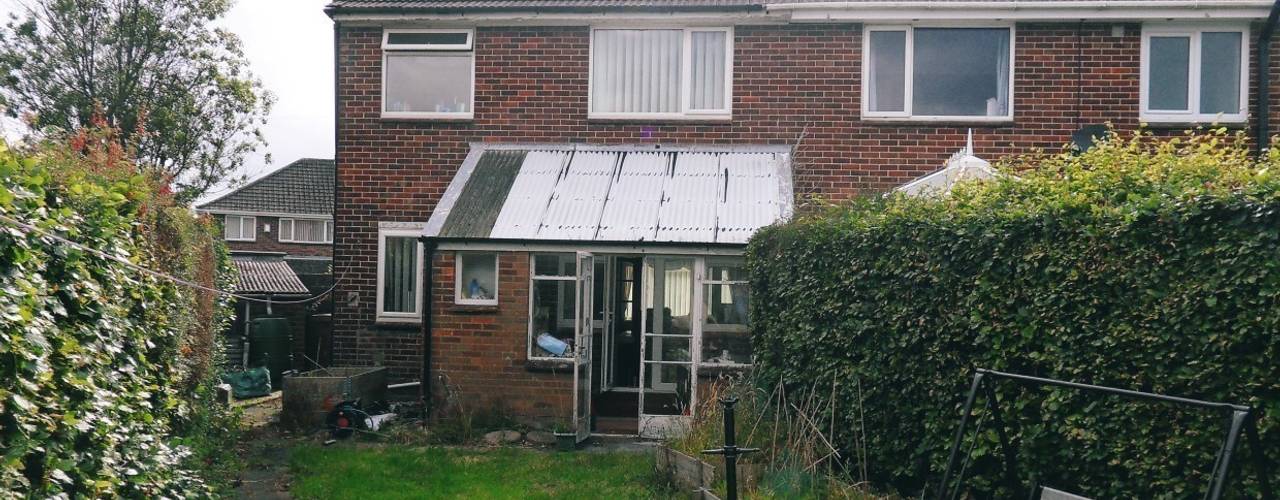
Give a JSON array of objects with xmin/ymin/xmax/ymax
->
[
  {"xmin": 592, "ymin": 29, "xmax": 682, "ymax": 114},
  {"xmin": 644, "ymin": 337, "xmax": 691, "ymax": 362},
  {"xmin": 690, "ymin": 31, "xmax": 728, "ymax": 111},
  {"xmin": 385, "ymin": 52, "xmax": 472, "ymax": 114},
  {"xmin": 224, "ymin": 216, "xmax": 239, "ymax": 240},
  {"xmin": 458, "ymin": 253, "xmax": 496, "ymax": 302},
  {"xmin": 534, "ymin": 254, "xmax": 573, "ymax": 277},
  {"xmin": 1149, "ymin": 36, "xmax": 1190, "ymax": 111},
  {"xmin": 868, "ymin": 30, "xmax": 907, "ymax": 113},
  {"xmin": 705, "ymin": 283, "xmax": 750, "ymax": 327},
  {"xmin": 913, "ymin": 28, "xmax": 1011, "ymax": 117},
  {"xmin": 387, "ymin": 32, "xmax": 468, "ymax": 46},
  {"xmin": 1200, "ymin": 32, "xmax": 1241, "ymax": 114},
  {"xmin": 382, "ymin": 237, "xmax": 418, "ymax": 313},
  {"xmin": 532, "ymin": 280, "xmax": 573, "ymax": 357},
  {"xmin": 280, "ymin": 219, "xmax": 294, "ymax": 241},
  {"xmin": 325, "ymin": 221, "xmax": 334, "ymax": 242},
  {"xmin": 707, "ymin": 263, "xmax": 748, "ymax": 282},
  {"xmin": 294, "ymin": 220, "xmax": 326, "ymax": 243}
]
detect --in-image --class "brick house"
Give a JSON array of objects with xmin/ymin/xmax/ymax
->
[
  {"xmin": 196, "ymin": 158, "xmax": 336, "ymax": 371},
  {"xmin": 325, "ymin": 0, "xmax": 1280, "ymax": 439}
]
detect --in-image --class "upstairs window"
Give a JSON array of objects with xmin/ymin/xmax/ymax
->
[
  {"xmin": 590, "ymin": 28, "xmax": 732, "ymax": 120},
  {"xmin": 382, "ymin": 29, "xmax": 474, "ymax": 119},
  {"xmin": 279, "ymin": 218, "xmax": 333, "ymax": 244},
  {"xmin": 224, "ymin": 215, "xmax": 256, "ymax": 242},
  {"xmin": 864, "ymin": 26, "xmax": 1013, "ymax": 121},
  {"xmin": 1141, "ymin": 25, "xmax": 1248, "ymax": 123}
]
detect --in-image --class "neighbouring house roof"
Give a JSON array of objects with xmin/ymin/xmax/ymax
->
[
  {"xmin": 327, "ymin": 0, "xmax": 1275, "ymax": 13},
  {"xmin": 232, "ymin": 253, "xmax": 311, "ymax": 295},
  {"xmin": 196, "ymin": 158, "xmax": 335, "ymax": 217},
  {"xmin": 424, "ymin": 144, "xmax": 793, "ymax": 245}
]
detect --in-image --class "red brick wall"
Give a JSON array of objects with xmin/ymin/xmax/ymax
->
[
  {"xmin": 332, "ymin": 21, "xmax": 1280, "ymax": 416},
  {"xmin": 223, "ymin": 214, "xmax": 333, "ymax": 257}
]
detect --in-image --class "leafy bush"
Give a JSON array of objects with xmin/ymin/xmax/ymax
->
[
  {"xmin": 747, "ymin": 129, "xmax": 1280, "ymax": 499},
  {"xmin": 0, "ymin": 128, "xmax": 235, "ymax": 497}
]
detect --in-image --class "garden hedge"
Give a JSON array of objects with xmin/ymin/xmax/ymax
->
[
  {"xmin": 747, "ymin": 130, "xmax": 1280, "ymax": 499},
  {"xmin": 0, "ymin": 130, "xmax": 234, "ymax": 497}
]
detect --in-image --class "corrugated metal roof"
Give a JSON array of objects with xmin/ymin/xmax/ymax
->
[
  {"xmin": 232, "ymin": 255, "xmax": 311, "ymax": 295},
  {"xmin": 440, "ymin": 150, "xmax": 526, "ymax": 237},
  {"xmin": 426, "ymin": 144, "xmax": 792, "ymax": 245}
]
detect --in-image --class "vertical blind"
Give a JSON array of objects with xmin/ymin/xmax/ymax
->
[
  {"xmin": 382, "ymin": 236, "xmax": 418, "ymax": 313},
  {"xmin": 689, "ymin": 31, "xmax": 728, "ymax": 111},
  {"xmin": 591, "ymin": 29, "xmax": 729, "ymax": 114}
]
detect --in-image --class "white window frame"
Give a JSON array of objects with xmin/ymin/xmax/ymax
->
[
  {"xmin": 381, "ymin": 28, "xmax": 476, "ymax": 120},
  {"xmin": 861, "ymin": 24, "xmax": 1016, "ymax": 123},
  {"xmin": 376, "ymin": 227, "xmax": 425, "ymax": 323},
  {"xmin": 700, "ymin": 258, "xmax": 751, "ymax": 367},
  {"xmin": 224, "ymin": 215, "xmax": 256, "ymax": 242},
  {"xmin": 278, "ymin": 218, "xmax": 334, "ymax": 244},
  {"xmin": 455, "ymin": 251, "xmax": 499, "ymax": 306},
  {"xmin": 527, "ymin": 253, "xmax": 578, "ymax": 361},
  {"xmin": 587, "ymin": 27, "xmax": 734, "ymax": 121},
  {"xmin": 1140, "ymin": 24, "xmax": 1249, "ymax": 124}
]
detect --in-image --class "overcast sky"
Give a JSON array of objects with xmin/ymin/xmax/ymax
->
[{"xmin": 0, "ymin": 0, "xmax": 335, "ymax": 204}]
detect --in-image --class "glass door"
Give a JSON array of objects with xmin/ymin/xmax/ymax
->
[
  {"xmin": 572, "ymin": 252, "xmax": 594, "ymax": 443},
  {"xmin": 637, "ymin": 257, "xmax": 696, "ymax": 438}
]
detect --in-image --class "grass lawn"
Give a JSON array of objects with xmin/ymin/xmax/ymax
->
[{"xmin": 289, "ymin": 445, "xmax": 673, "ymax": 499}]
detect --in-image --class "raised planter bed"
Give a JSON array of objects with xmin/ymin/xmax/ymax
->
[
  {"xmin": 281, "ymin": 366, "xmax": 387, "ymax": 431},
  {"xmin": 655, "ymin": 445, "xmax": 761, "ymax": 499}
]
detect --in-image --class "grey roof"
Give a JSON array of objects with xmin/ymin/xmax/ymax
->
[
  {"xmin": 425, "ymin": 144, "xmax": 793, "ymax": 245},
  {"xmin": 232, "ymin": 254, "xmax": 311, "ymax": 295},
  {"xmin": 196, "ymin": 158, "xmax": 334, "ymax": 216},
  {"xmin": 327, "ymin": 0, "xmax": 1256, "ymax": 11}
]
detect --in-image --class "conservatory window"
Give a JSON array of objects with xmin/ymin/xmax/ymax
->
[
  {"xmin": 864, "ymin": 26, "xmax": 1013, "ymax": 121},
  {"xmin": 701, "ymin": 260, "xmax": 751, "ymax": 366},
  {"xmin": 456, "ymin": 252, "xmax": 498, "ymax": 306},
  {"xmin": 590, "ymin": 28, "xmax": 732, "ymax": 119},
  {"xmin": 279, "ymin": 218, "xmax": 333, "ymax": 244},
  {"xmin": 224, "ymin": 215, "xmax": 256, "ymax": 242},
  {"xmin": 1141, "ymin": 25, "xmax": 1248, "ymax": 123},
  {"xmin": 377, "ymin": 227, "xmax": 423, "ymax": 322},
  {"xmin": 382, "ymin": 29, "xmax": 474, "ymax": 119}
]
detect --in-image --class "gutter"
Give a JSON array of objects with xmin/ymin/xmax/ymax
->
[{"xmin": 1258, "ymin": 0, "xmax": 1280, "ymax": 154}]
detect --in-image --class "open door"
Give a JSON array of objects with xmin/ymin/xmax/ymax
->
[
  {"xmin": 637, "ymin": 256, "xmax": 696, "ymax": 438},
  {"xmin": 572, "ymin": 251, "xmax": 595, "ymax": 443}
]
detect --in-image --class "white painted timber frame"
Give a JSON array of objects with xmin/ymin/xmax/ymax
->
[
  {"xmin": 381, "ymin": 28, "xmax": 476, "ymax": 120},
  {"xmin": 587, "ymin": 27, "xmax": 734, "ymax": 121},
  {"xmin": 224, "ymin": 215, "xmax": 257, "ymax": 242},
  {"xmin": 454, "ymin": 251, "xmax": 499, "ymax": 306},
  {"xmin": 376, "ymin": 223, "xmax": 427, "ymax": 323},
  {"xmin": 861, "ymin": 23, "xmax": 1016, "ymax": 123},
  {"xmin": 1139, "ymin": 23, "xmax": 1250, "ymax": 124}
]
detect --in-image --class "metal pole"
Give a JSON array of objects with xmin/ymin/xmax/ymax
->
[
  {"xmin": 703, "ymin": 397, "xmax": 760, "ymax": 500},
  {"xmin": 1207, "ymin": 410, "xmax": 1250, "ymax": 500},
  {"xmin": 937, "ymin": 371, "xmax": 986, "ymax": 500}
]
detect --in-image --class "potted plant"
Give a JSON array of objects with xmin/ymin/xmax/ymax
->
[{"xmin": 551, "ymin": 420, "xmax": 576, "ymax": 451}]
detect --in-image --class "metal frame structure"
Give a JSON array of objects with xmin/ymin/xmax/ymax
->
[{"xmin": 937, "ymin": 368, "xmax": 1274, "ymax": 500}]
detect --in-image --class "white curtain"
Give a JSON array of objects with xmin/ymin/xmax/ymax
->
[
  {"xmin": 991, "ymin": 31, "xmax": 1010, "ymax": 116},
  {"xmin": 294, "ymin": 219, "xmax": 326, "ymax": 242},
  {"xmin": 690, "ymin": 31, "xmax": 727, "ymax": 111},
  {"xmin": 592, "ymin": 29, "xmax": 682, "ymax": 113}
]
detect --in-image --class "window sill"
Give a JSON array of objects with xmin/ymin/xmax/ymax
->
[
  {"xmin": 447, "ymin": 304, "xmax": 499, "ymax": 314},
  {"xmin": 1139, "ymin": 117, "xmax": 1248, "ymax": 129},
  {"xmin": 861, "ymin": 116, "xmax": 1014, "ymax": 127},
  {"xmin": 380, "ymin": 113, "xmax": 473, "ymax": 123},
  {"xmin": 587, "ymin": 114, "xmax": 732, "ymax": 125},
  {"xmin": 279, "ymin": 241, "xmax": 333, "ymax": 245},
  {"xmin": 525, "ymin": 358, "xmax": 572, "ymax": 373}
]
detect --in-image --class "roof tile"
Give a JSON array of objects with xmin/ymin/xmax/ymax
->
[{"xmin": 196, "ymin": 158, "xmax": 334, "ymax": 216}]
